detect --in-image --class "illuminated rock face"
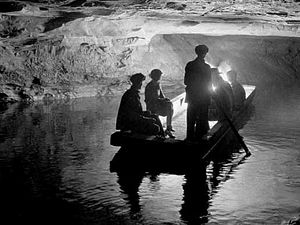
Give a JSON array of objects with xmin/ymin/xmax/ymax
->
[
  {"xmin": 0, "ymin": 0, "xmax": 300, "ymax": 101},
  {"xmin": 149, "ymin": 34, "xmax": 300, "ymax": 85}
]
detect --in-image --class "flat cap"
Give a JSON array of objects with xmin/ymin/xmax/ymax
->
[
  {"xmin": 130, "ymin": 73, "xmax": 146, "ymax": 84},
  {"xmin": 195, "ymin": 44, "xmax": 209, "ymax": 55}
]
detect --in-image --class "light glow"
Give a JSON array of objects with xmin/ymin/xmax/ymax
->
[
  {"xmin": 212, "ymin": 84, "xmax": 216, "ymax": 91},
  {"xmin": 208, "ymin": 60, "xmax": 232, "ymax": 82}
]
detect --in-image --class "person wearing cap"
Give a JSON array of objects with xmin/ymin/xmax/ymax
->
[
  {"xmin": 227, "ymin": 70, "xmax": 246, "ymax": 110},
  {"xmin": 145, "ymin": 69, "xmax": 175, "ymax": 138},
  {"xmin": 116, "ymin": 73, "xmax": 165, "ymax": 136},
  {"xmin": 211, "ymin": 68, "xmax": 233, "ymax": 121},
  {"xmin": 184, "ymin": 44, "xmax": 212, "ymax": 141}
]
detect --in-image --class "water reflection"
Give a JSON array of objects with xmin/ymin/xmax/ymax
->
[
  {"xmin": 180, "ymin": 168, "xmax": 209, "ymax": 224},
  {"xmin": 117, "ymin": 172, "xmax": 144, "ymax": 214},
  {"xmin": 112, "ymin": 147, "xmax": 246, "ymax": 225},
  {"xmin": 0, "ymin": 97, "xmax": 122, "ymax": 225},
  {"xmin": 1, "ymin": 85, "xmax": 299, "ymax": 224}
]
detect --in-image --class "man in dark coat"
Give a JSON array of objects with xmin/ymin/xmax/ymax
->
[
  {"xmin": 116, "ymin": 73, "xmax": 164, "ymax": 136},
  {"xmin": 211, "ymin": 68, "xmax": 233, "ymax": 121},
  {"xmin": 227, "ymin": 70, "xmax": 246, "ymax": 110},
  {"xmin": 184, "ymin": 45, "xmax": 212, "ymax": 141}
]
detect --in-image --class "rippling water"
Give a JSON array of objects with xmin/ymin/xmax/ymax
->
[{"xmin": 0, "ymin": 86, "xmax": 299, "ymax": 225}]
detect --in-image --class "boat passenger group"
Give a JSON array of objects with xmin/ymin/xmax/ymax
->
[{"xmin": 116, "ymin": 45, "xmax": 246, "ymax": 142}]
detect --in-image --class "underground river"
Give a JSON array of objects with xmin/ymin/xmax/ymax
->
[{"xmin": 0, "ymin": 84, "xmax": 299, "ymax": 225}]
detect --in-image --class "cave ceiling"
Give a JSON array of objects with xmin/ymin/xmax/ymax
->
[{"xmin": 1, "ymin": 0, "xmax": 299, "ymax": 47}]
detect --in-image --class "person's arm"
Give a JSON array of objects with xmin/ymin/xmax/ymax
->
[
  {"xmin": 124, "ymin": 94, "xmax": 144, "ymax": 121},
  {"xmin": 159, "ymin": 84, "xmax": 165, "ymax": 99},
  {"xmin": 207, "ymin": 65, "xmax": 213, "ymax": 94},
  {"xmin": 184, "ymin": 62, "xmax": 191, "ymax": 86}
]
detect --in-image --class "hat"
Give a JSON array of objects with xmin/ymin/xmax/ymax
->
[
  {"xmin": 195, "ymin": 44, "xmax": 209, "ymax": 55},
  {"xmin": 211, "ymin": 68, "xmax": 221, "ymax": 74},
  {"xmin": 130, "ymin": 73, "xmax": 146, "ymax": 84},
  {"xmin": 150, "ymin": 69, "xmax": 162, "ymax": 80}
]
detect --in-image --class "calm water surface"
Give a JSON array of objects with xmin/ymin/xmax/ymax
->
[{"xmin": 0, "ymin": 86, "xmax": 299, "ymax": 225}]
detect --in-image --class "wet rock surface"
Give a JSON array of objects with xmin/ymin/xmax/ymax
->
[{"xmin": 0, "ymin": 0, "xmax": 300, "ymax": 102}]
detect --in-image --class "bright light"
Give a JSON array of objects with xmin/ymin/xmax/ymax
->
[
  {"xmin": 220, "ymin": 72, "xmax": 229, "ymax": 82},
  {"xmin": 208, "ymin": 61, "xmax": 231, "ymax": 82},
  {"xmin": 212, "ymin": 84, "xmax": 216, "ymax": 91},
  {"xmin": 218, "ymin": 61, "xmax": 231, "ymax": 82}
]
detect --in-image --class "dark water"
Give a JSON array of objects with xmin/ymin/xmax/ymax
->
[{"xmin": 0, "ymin": 86, "xmax": 299, "ymax": 225}]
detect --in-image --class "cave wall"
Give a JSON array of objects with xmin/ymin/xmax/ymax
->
[
  {"xmin": 139, "ymin": 34, "xmax": 300, "ymax": 87},
  {"xmin": 1, "ymin": 9, "xmax": 300, "ymax": 101},
  {"xmin": 1, "ymin": 31, "xmax": 299, "ymax": 102}
]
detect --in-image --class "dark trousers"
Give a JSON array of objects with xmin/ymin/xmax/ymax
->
[
  {"xmin": 149, "ymin": 114, "xmax": 165, "ymax": 136},
  {"xmin": 132, "ymin": 113, "xmax": 164, "ymax": 136},
  {"xmin": 186, "ymin": 102, "xmax": 209, "ymax": 141}
]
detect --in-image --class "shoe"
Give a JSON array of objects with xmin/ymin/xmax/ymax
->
[
  {"xmin": 165, "ymin": 129, "xmax": 175, "ymax": 138},
  {"xmin": 166, "ymin": 125, "xmax": 175, "ymax": 132},
  {"xmin": 155, "ymin": 135, "xmax": 166, "ymax": 141},
  {"xmin": 184, "ymin": 138, "xmax": 195, "ymax": 145}
]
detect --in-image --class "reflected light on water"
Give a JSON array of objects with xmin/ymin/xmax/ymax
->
[{"xmin": 0, "ymin": 85, "xmax": 299, "ymax": 224}]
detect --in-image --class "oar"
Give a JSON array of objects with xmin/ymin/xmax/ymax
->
[{"xmin": 213, "ymin": 96, "xmax": 251, "ymax": 157}]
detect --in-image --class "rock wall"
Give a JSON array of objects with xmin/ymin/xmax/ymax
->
[
  {"xmin": 1, "ymin": 0, "xmax": 300, "ymax": 102},
  {"xmin": 1, "ymin": 31, "xmax": 300, "ymax": 102},
  {"xmin": 141, "ymin": 34, "xmax": 300, "ymax": 86}
]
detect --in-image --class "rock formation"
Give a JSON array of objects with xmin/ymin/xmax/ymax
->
[{"xmin": 0, "ymin": 0, "xmax": 300, "ymax": 101}]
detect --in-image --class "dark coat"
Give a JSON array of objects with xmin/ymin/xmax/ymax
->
[
  {"xmin": 184, "ymin": 58, "xmax": 212, "ymax": 104},
  {"xmin": 213, "ymin": 81, "xmax": 234, "ymax": 119},
  {"xmin": 231, "ymin": 81, "xmax": 246, "ymax": 109},
  {"xmin": 116, "ymin": 87, "xmax": 144, "ymax": 130}
]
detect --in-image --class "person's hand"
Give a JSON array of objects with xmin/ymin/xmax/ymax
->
[
  {"xmin": 143, "ymin": 110, "xmax": 151, "ymax": 117},
  {"xmin": 144, "ymin": 117, "xmax": 156, "ymax": 123}
]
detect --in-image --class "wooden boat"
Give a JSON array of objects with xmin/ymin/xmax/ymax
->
[{"xmin": 110, "ymin": 85, "xmax": 256, "ymax": 174}]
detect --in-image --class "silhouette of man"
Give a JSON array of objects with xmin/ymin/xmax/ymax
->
[
  {"xmin": 227, "ymin": 70, "xmax": 246, "ymax": 110},
  {"xmin": 184, "ymin": 45, "xmax": 212, "ymax": 141}
]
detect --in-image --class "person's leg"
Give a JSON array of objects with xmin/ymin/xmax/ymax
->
[
  {"xmin": 195, "ymin": 103, "xmax": 209, "ymax": 140},
  {"xmin": 149, "ymin": 114, "xmax": 165, "ymax": 136},
  {"xmin": 133, "ymin": 117, "xmax": 160, "ymax": 135},
  {"xmin": 166, "ymin": 102, "xmax": 174, "ymax": 131},
  {"xmin": 186, "ymin": 104, "xmax": 196, "ymax": 140}
]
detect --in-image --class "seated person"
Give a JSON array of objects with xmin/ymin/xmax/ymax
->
[
  {"xmin": 227, "ymin": 70, "xmax": 246, "ymax": 110},
  {"xmin": 145, "ymin": 69, "xmax": 175, "ymax": 138},
  {"xmin": 211, "ymin": 68, "xmax": 233, "ymax": 121},
  {"xmin": 116, "ymin": 73, "xmax": 165, "ymax": 137}
]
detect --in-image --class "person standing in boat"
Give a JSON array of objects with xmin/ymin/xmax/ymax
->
[
  {"xmin": 211, "ymin": 68, "xmax": 233, "ymax": 121},
  {"xmin": 184, "ymin": 44, "xmax": 212, "ymax": 141},
  {"xmin": 116, "ymin": 73, "xmax": 165, "ymax": 137},
  {"xmin": 145, "ymin": 69, "xmax": 175, "ymax": 138},
  {"xmin": 227, "ymin": 70, "xmax": 246, "ymax": 110}
]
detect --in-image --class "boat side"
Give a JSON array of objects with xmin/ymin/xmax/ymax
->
[{"xmin": 110, "ymin": 85, "xmax": 256, "ymax": 173}]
